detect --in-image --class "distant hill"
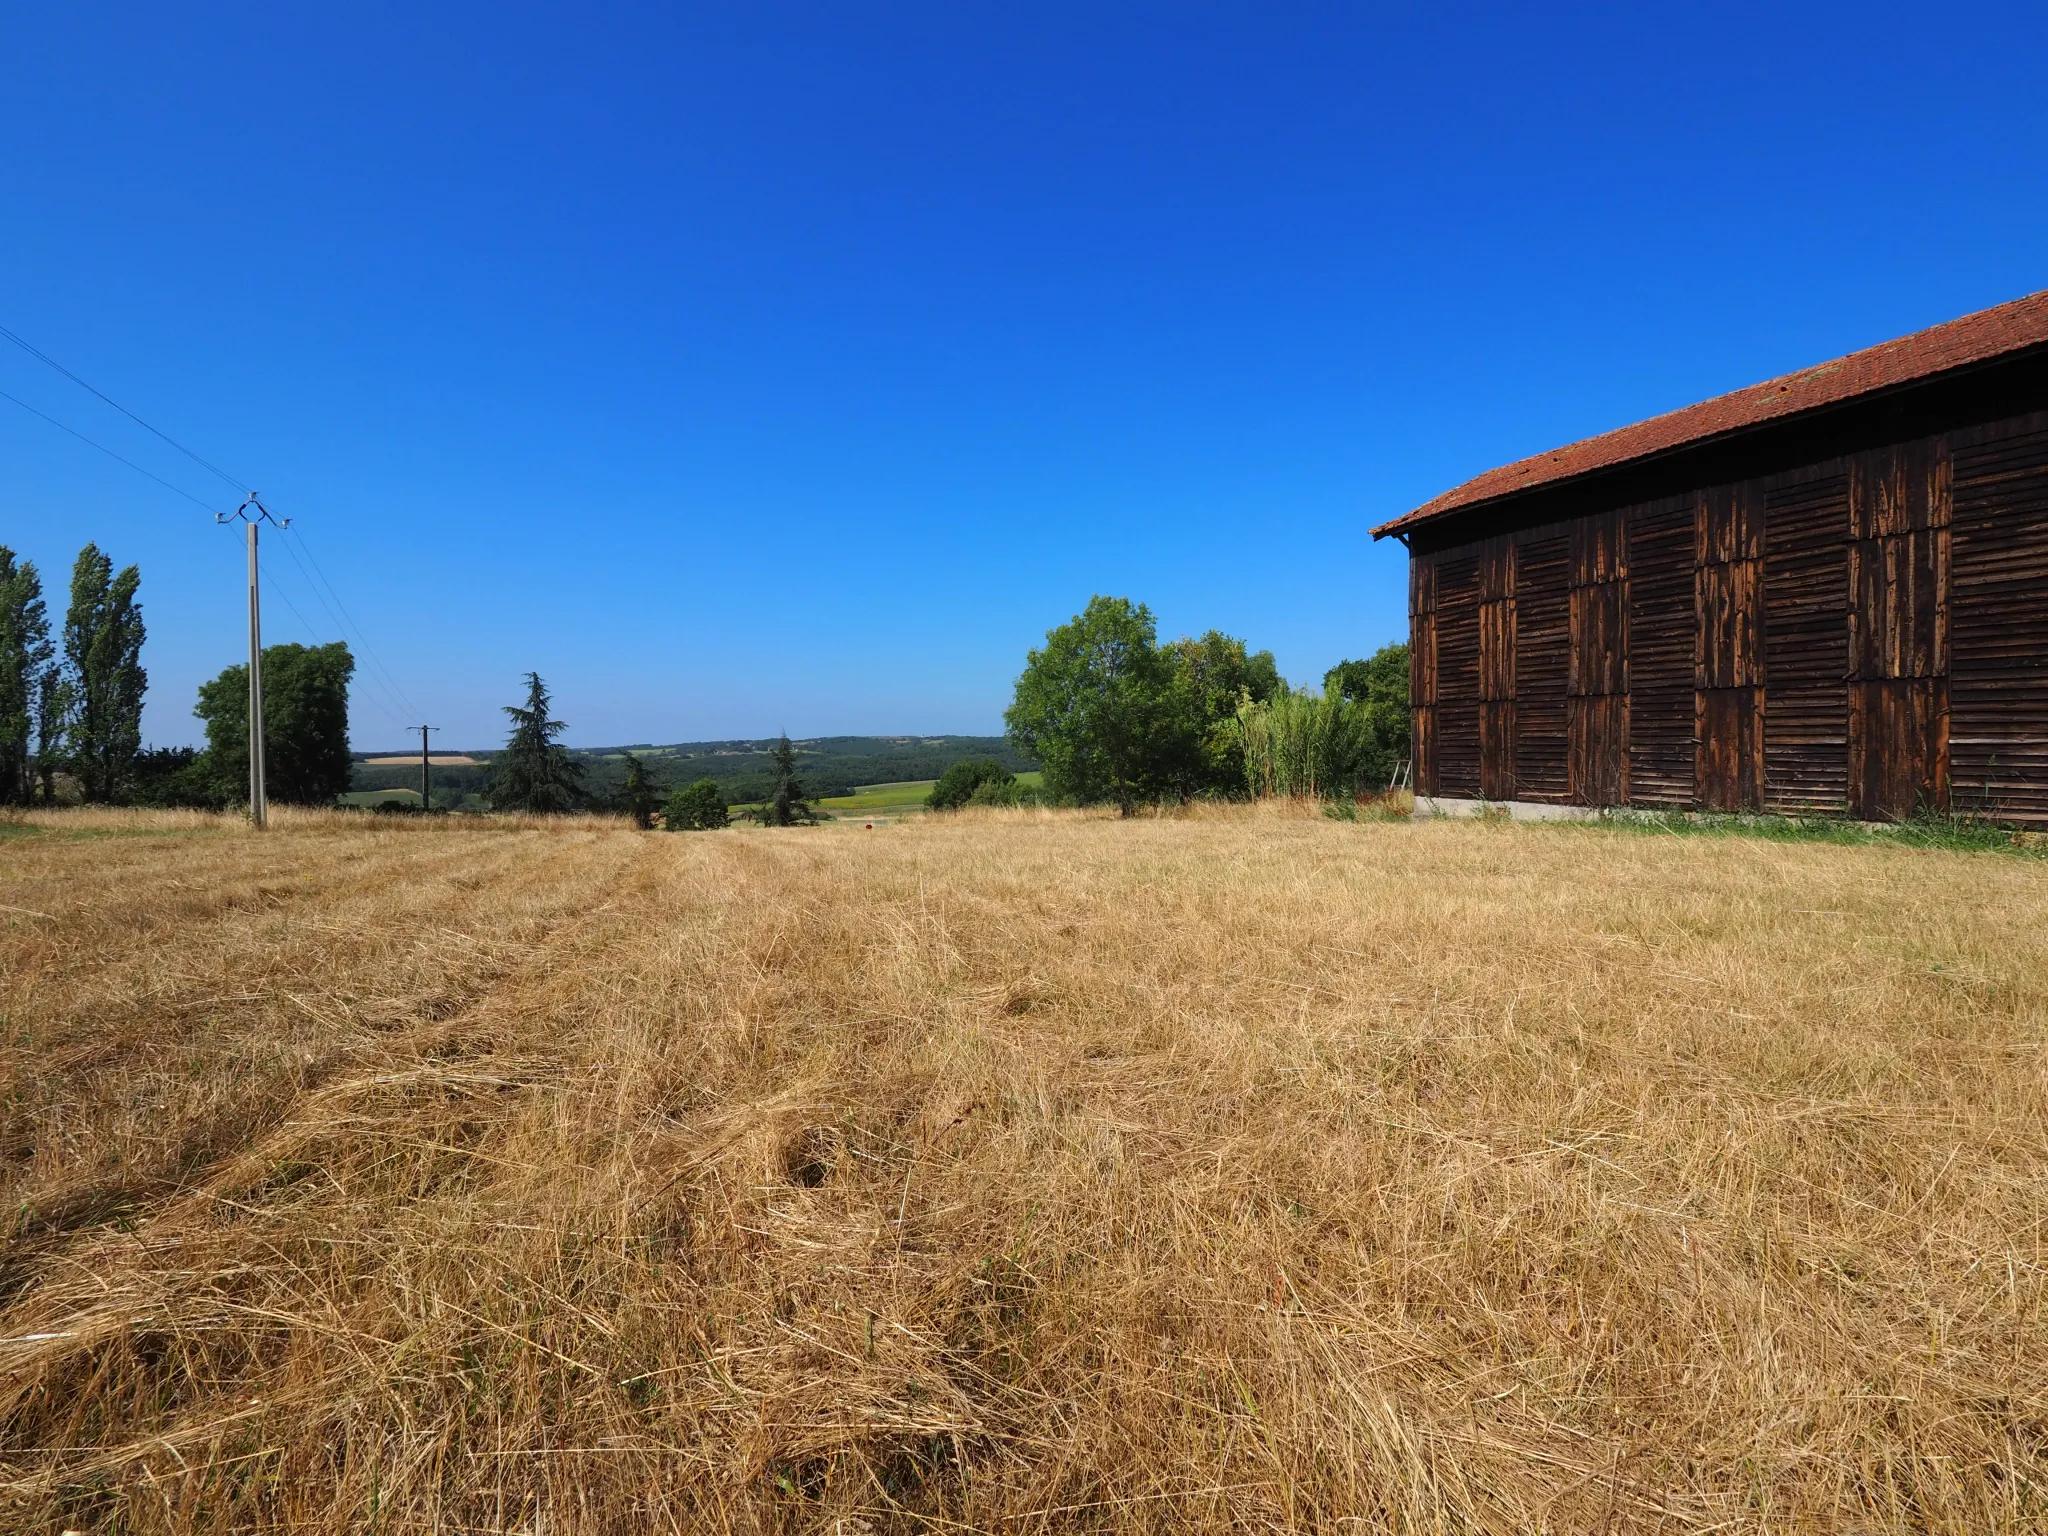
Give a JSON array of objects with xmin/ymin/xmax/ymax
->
[{"xmin": 349, "ymin": 734, "xmax": 1033, "ymax": 810}]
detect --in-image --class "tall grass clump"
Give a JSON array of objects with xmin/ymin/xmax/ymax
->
[{"xmin": 1234, "ymin": 687, "xmax": 1377, "ymax": 799}]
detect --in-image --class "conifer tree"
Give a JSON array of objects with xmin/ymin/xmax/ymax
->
[
  {"xmin": 63, "ymin": 544, "xmax": 146, "ymax": 803},
  {"xmin": 622, "ymin": 752, "xmax": 655, "ymax": 829},
  {"xmin": 756, "ymin": 733, "xmax": 816, "ymax": 826},
  {"xmin": 489, "ymin": 672, "xmax": 586, "ymax": 813}
]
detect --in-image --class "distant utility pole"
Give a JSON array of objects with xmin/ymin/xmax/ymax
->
[
  {"xmin": 413, "ymin": 725, "xmax": 436, "ymax": 811},
  {"xmin": 217, "ymin": 493, "xmax": 288, "ymax": 829}
]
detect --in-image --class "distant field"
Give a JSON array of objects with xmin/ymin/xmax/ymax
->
[
  {"xmin": 816, "ymin": 770, "xmax": 1047, "ymax": 816},
  {"xmin": 818, "ymin": 779, "xmax": 938, "ymax": 813},
  {"xmin": 5, "ymin": 806, "xmax": 2043, "ymax": 1531},
  {"xmin": 336, "ymin": 787, "xmax": 423, "ymax": 807},
  {"xmin": 361, "ymin": 754, "xmax": 481, "ymax": 767}
]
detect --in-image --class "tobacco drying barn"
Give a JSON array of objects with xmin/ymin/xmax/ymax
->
[{"xmin": 1374, "ymin": 292, "xmax": 2048, "ymax": 824}]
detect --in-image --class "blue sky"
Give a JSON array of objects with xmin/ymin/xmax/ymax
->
[{"xmin": 3, "ymin": 3, "xmax": 2044, "ymax": 750}]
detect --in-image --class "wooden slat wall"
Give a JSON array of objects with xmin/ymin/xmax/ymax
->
[
  {"xmin": 1514, "ymin": 525, "xmax": 1571, "ymax": 800},
  {"xmin": 1478, "ymin": 536, "xmax": 1516, "ymax": 799},
  {"xmin": 1412, "ymin": 406, "xmax": 2048, "ymax": 824},
  {"xmin": 1410, "ymin": 555, "xmax": 1438, "ymax": 796},
  {"xmin": 1695, "ymin": 484, "xmax": 1765, "ymax": 810},
  {"xmin": 1624, "ymin": 496, "xmax": 1695, "ymax": 806},
  {"xmin": 1434, "ymin": 550, "xmax": 1482, "ymax": 796},
  {"xmin": 1567, "ymin": 510, "xmax": 1627, "ymax": 804},
  {"xmin": 1847, "ymin": 442, "xmax": 1951, "ymax": 816},
  {"xmin": 1762, "ymin": 472, "xmax": 1851, "ymax": 812},
  {"xmin": 1949, "ymin": 411, "xmax": 2048, "ymax": 824}
]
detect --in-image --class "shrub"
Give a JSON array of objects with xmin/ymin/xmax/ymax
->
[
  {"xmin": 1234, "ymin": 689, "xmax": 1376, "ymax": 801},
  {"xmin": 662, "ymin": 778, "xmax": 729, "ymax": 830},
  {"xmin": 928, "ymin": 759, "xmax": 1015, "ymax": 810}
]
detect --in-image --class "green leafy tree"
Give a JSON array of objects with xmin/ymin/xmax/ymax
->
[
  {"xmin": 662, "ymin": 777, "xmax": 729, "ymax": 830},
  {"xmin": 1163, "ymin": 630, "xmax": 1282, "ymax": 798},
  {"xmin": 1324, "ymin": 642, "xmax": 1412, "ymax": 786},
  {"xmin": 129, "ymin": 746, "xmax": 229, "ymax": 810},
  {"xmin": 489, "ymin": 672, "xmax": 586, "ymax": 813},
  {"xmin": 32, "ymin": 663, "xmax": 68, "ymax": 803},
  {"xmin": 927, "ymin": 758, "xmax": 1015, "ymax": 810},
  {"xmin": 622, "ymin": 752, "xmax": 656, "ymax": 829},
  {"xmin": 1005, "ymin": 595, "xmax": 1180, "ymax": 816},
  {"xmin": 0, "ymin": 549, "xmax": 54, "ymax": 804},
  {"xmin": 968, "ymin": 775, "xmax": 1025, "ymax": 807},
  {"xmin": 63, "ymin": 544, "xmax": 147, "ymax": 802},
  {"xmin": 755, "ymin": 733, "xmax": 817, "ymax": 825},
  {"xmin": 194, "ymin": 642, "xmax": 357, "ymax": 805}
]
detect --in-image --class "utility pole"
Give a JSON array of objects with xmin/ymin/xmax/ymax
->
[
  {"xmin": 218, "ymin": 493, "xmax": 288, "ymax": 829},
  {"xmin": 414, "ymin": 724, "xmax": 436, "ymax": 811}
]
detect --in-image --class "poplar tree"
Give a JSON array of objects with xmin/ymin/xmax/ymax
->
[
  {"xmin": 489, "ymin": 672, "xmax": 586, "ymax": 813},
  {"xmin": 0, "ymin": 550, "xmax": 54, "ymax": 804},
  {"xmin": 63, "ymin": 544, "xmax": 146, "ymax": 803},
  {"xmin": 32, "ymin": 663, "xmax": 68, "ymax": 803}
]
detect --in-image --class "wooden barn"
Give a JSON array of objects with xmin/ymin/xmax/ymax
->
[{"xmin": 1373, "ymin": 292, "xmax": 2048, "ymax": 824}]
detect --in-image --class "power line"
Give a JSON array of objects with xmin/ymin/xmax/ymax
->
[
  {"xmin": 0, "ymin": 322, "xmax": 245, "ymax": 492},
  {"xmin": 1, "ymin": 320, "xmax": 430, "ymax": 735},
  {"xmin": 0, "ymin": 386, "xmax": 229, "ymax": 515},
  {"xmin": 258, "ymin": 565, "xmax": 409, "ymax": 741},
  {"xmin": 267, "ymin": 527, "xmax": 420, "ymax": 725},
  {"xmin": 280, "ymin": 524, "xmax": 425, "ymax": 723},
  {"xmin": 0, "ymin": 382, "xmax": 413, "ymax": 726}
]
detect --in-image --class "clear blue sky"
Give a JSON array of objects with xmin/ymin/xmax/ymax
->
[{"xmin": 3, "ymin": 3, "xmax": 2044, "ymax": 751}]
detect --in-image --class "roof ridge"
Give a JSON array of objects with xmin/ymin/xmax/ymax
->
[{"xmin": 1372, "ymin": 289, "xmax": 2048, "ymax": 539}]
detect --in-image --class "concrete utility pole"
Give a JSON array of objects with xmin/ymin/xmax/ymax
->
[
  {"xmin": 218, "ymin": 493, "xmax": 288, "ymax": 828},
  {"xmin": 414, "ymin": 724, "xmax": 436, "ymax": 811}
]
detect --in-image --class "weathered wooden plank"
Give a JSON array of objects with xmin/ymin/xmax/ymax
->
[
  {"xmin": 1949, "ymin": 411, "xmax": 2048, "ymax": 825},
  {"xmin": 1695, "ymin": 485, "xmax": 1764, "ymax": 808},
  {"xmin": 1409, "ymin": 553, "xmax": 1438, "ymax": 794},
  {"xmin": 1696, "ymin": 686, "xmax": 1764, "ymax": 811},
  {"xmin": 1513, "ymin": 527, "xmax": 1571, "ymax": 801},
  {"xmin": 1850, "ymin": 677, "xmax": 1948, "ymax": 818},
  {"xmin": 1624, "ymin": 495, "xmax": 1696, "ymax": 807},
  {"xmin": 1571, "ymin": 508, "xmax": 1626, "ymax": 587},
  {"xmin": 1763, "ymin": 473, "xmax": 1850, "ymax": 813},
  {"xmin": 1433, "ymin": 551, "xmax": 1483, "ymax": 797},
  {"xmin": 1479, "ymin": 701, "xmax": 1517, "ymax": 800},
  {"xmin": 1847, "ymin": 439, "xmax": 1953, "ymax": 817},
  {"xmin": 1569, "ymin": 693, "xmax": 1626, "ymax": 806}
]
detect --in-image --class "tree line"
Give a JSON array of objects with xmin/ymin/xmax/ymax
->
[
  {"xmin": 0, "ymin": 544, "xmax": 147, "ymax": 805},
  {"xmin": 0, "ymin": 542, "xmax": 363, "ymax": 809},
  {"xmin": 5, "ymin": 549, "xmax": 1407, "ymax": 824},
  {"xmin": 484, "ymin": 671, "xmax": 815, "ymax": 828},
  {"xmin": 999, "ymin": 595, "xmax": 1408, "ymax": 816}
]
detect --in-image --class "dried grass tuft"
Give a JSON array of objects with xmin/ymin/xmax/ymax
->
[{"xmin": 2, "ymin": 807, "xmax": 2044, "ymax": 1531}]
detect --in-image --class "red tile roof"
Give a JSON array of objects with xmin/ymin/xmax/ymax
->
[{"xmin": 1372, "ymin": 289, "xmax": 2048, "ymax": 539}]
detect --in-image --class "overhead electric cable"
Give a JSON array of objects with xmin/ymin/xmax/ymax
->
[
  {"xmin": 0, "ymin": 386, "xmax": 229, "ymax": 514},
  {"xmin": 268, "ymin": 529, "xmax": 420, "ymax": 725},
  {"xmin": 279, "ymin": 523, "xmax": 425, "ymax": 722},
  {"xmin": 2, "ymin": 383, "xmax": 409, "ymax": 727},
  {"xmin": 0, "ymin": 322, "xmax": 245, "ymax": 491},
  {"xmin": 1, "ymin": 318, "xmax": 429, "ymax": 733},
  {"xmin": 258, "ymin": 566, "xmax": 411, "ymax": 734}
]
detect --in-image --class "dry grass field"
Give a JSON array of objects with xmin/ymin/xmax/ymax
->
[{"xmin": 2, "ymin": 805, "xmax": 2045, "ymax": 1533}]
